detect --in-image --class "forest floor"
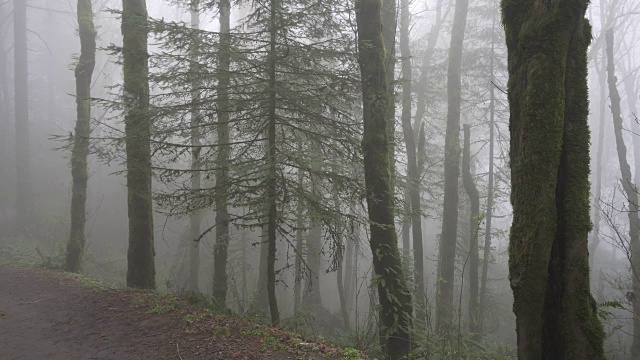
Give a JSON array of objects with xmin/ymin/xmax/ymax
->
[{"xmin": 0, "ymin": 264, "xmax": 359, "ymax": 360}]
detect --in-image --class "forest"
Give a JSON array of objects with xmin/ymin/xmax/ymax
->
[{"xmin": 0, "ymin": 0, "xmax": 639, "ymax": 359}]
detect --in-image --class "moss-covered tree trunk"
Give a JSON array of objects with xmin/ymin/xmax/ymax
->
[
  {"xmin": 462, "ymin": 124, "xmax": 479, "ymax": 337},
  {"xmin": 187, "ymin": 0, "xmax": 202, "ymax": 293},
  {"xmin": 399, "ymin": 0, "xmax": 426, "ymax": 328},
  {"xmin": 355, "ymin": 1, "xmax": 413, "ymax": 358},
  {"xmin": 436, "ymin": 0, "xmax": 468, "ymax": 332},
  {"xmin": 381, "ymin": 0, "xmax": 397, "ymax": 189},
  {"xmin": 122, "ymin": 0, "xmax": 155, "ymax": 289},
  {"xmin": 478, "ymin": 24, "xmax": 495, "ymax": 334},
  {"xmin": 65, "ymin": 0, "xmax": 97, "ymax": 273},
  {"xmin": 14, "ymin": 0, "xmax": 32, "ymax": 232},
  {"xmin": 212, "ymin": 0, "xmax": 231, "ymax": 307},
  {"xmin": 605, "ymin": 27, "xmax": 640, "ymax": 358},
  {"xmin": 503, "ymin": 0, "xmax": 605, "ymax": 357}
]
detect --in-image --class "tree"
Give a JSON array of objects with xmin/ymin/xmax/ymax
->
[
  {"xmin": 122, "ymin": 0, "xmax": 155, "ymax": 289},
  {"xmin": 436, "ymin": 0, "xmax": 469, "ymax": 332},
  {"xmin": 65, "ymin": 0, "xmax": 97, "ymax": 273},
  {"xmin": 14, "ymin": 0, "xmax": 32, "ymax": 231},
  {"xmin": 355, "ymin": 0, "xmax": 413, "ymax": 358},
  {"xmin": 605, "ymin": 26, "xmax": 640, "ymax": 358},
  {"xmin": 212, "ymin": 0, "xmax": 231, "ymax": 307},
  {"xmin": 399, "ymin": 0, "xmax": 426, "ymax": 328},
  {"xmin": 462, "ymin": 124, "xmax": 480, "ymax": 336},
  {"xmin": 479, "ymin": 18, "xmax": 497, "ymax": 335},
  {"xmin": 187, "ymin": 0, "xmax": 202, "ymax": 293},
  {"xmin": 503, "ymin": 0, "xmax": 605, "ymax": 356}
]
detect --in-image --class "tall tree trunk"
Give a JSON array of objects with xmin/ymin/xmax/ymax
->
[
  {"xmin": 302, "ymin": 154, "xmax": 323, "ymax": 311},
  {"xmin": 478, "ymin": 23, "xmax": 495, "ymax": 334},
  {"xmin": 122, "ymin": 0, "xmax": 155, "ymax": 289},
  {"xmin": 399, "ymin": 0, "xmax": 426, "ymax": 328},
  {"xmin": 187, "ymin": 0, "xmax": 202, "ymax": 293},
  {"xmin": 253, "ymin": 226, "xmax": 269, "ymax": 312},
  {"xmin": 503, "ymin": 0, "xmax": 605, "ymax": 356},
  {"xmin": 294, "ymin": 164, "xmax": 304, "ymax": 315},
  {"xmin": 462, "ymin": 124, "xmax": 479, "ymax": 337},
  {"xmin": 605, "ymin": 27, "xmax": 640, "ymax": 359},
  {"xmin": 212, "ymin": 0, "xmax": 231, "ymax": 307},
  {"xmin": 14, "ymin": 0, "xmax": 32, "ymax": 231},
  {"xmin": 436, "ymin": 0, "xmax": 469, "ymax": 332},
  {"xmin": 65, "ymin": 0, "xmax": 97, "ymax": 273},
  {"xmin": 343, "ymin": 221, "xmax": 355, "ymax": 310},
  {"xmin": 266, "ymin": 0, "xmax": 280, "ymax": 325},
  {"xmin": 355, "ymin": 1, "xmax": 413, "ymax": 358},
  {"xmin": 334, "ymin": 190, "xmax": 349, "ymax": 330},
  {"xmin": 381, "ymin": 0, "xmax": 397, "ymax": 190}
]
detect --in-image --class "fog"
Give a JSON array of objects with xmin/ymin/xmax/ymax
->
[{"xmin": 0, "ymin": 0, "xmax": 639, "ymax": 359}]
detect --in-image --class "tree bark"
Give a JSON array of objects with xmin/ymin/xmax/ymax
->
[
  {"xmin": 436, "ymin": 0, "xmax": 469, "ymax": 332},
  {"xmin": 381, "ymin": 0, "xmax": 397, "ymax": 190},
  {"xmin": 65, "ymin": 0, "xmax": 97, "ymax": 273},
  {"xmin": 399, "ymin": 0, "xmax": 426, "ymax": 328},
  {"xmin": 14, "ymin": 0, "xmax": 32, "ymax": 231},
  {"xmin": 266, "ymin": 0, "xmax": 280, "ymax": 325},
  {"xmin": 187, "ymin": 0, "xmax": 202, "ymax": 293},
  {"xmin": 503, "ymin": 0, "xmax": 605, "ymax": 356},
  {"xmin": 212, "ymin": 0, "xmax": 231, "ymax": 307},
  {"xmin": 605, "ymin": 27, "xmax": 640, "ymax": 359},
  {"xmin": 462, "ymin": 124, "xmax": 479, "ymax": 337},
  {"xmin": 122, "ymin": 0, "xmax": 155, "ymax": 289},
  {"xmin": 355, "ymin": 1, "xmax": 413, "ymax": 358},
  {"xmin": 294, "ymin": 164, "xmax": 304, "ymax": 316}
]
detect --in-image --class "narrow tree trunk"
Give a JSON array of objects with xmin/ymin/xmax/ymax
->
[
  {"xmin": 355, "ymin": 1, "xmax": 413, "ymax": 358},
  {"xmin": 605, "ymin": 27, "xmax": 640, "ymax": 358},
  {"xmin": 381, "ymin": 0, "xmax": 397, "ymax": 189},
  {"xmin": 462, "ymin": 124, "xmax": 479, "ymax": 337},
  {"xmin": 399, "ymin": 0, "xmax": 426, "ymax": 328},
  {"xmin": 294, "ymin": 164, "xmax": 304, "ymax": 316},
  {"xmin": 266, "ymin": 0, "xmax": 280, "ymax": 325},
  {"xmin": 343, "ymin": 223, "xmax": 355, "ymax": 309},
  {"xmin": 212, "ymin": 0, "xmax": 231, "ymax": 307},
  {"xmin": 187, "ymin": 0, "xmax": 202, "ymax": 293},
  {"xmin": 14, "ymin": 0, "xmax": 32, "ymax": 231},
  {"xmin": 503, "ymin": 0, "xmax": 605, "ymax": 356},
  {"xmin": 253, "ymin": 226, "xmax": 269, "ymax": 312},
  {"xmin": 334, "ymin": 190, "xmax": 349, "ymax": 330},
  {"xmin": 436, "ymin": 0, "xmax": 469, "ymax": 331},
  {"xmin": 122, "ymin": 0, "xmax": 155, "ymax": 289},
  {"xmin": 478, "ymin": 24, "xmax": 495, "ymax": 334},
  {"xmin": 302, "ymin": 153, "xmax": 323, "ymax": 311},
  {"xmin": 65, "ymin": 0, "xmax": 97, "ymax": 273},
  {"xmin": 302, "ymin": 218, "xmax": 322, "ymax": 310}
]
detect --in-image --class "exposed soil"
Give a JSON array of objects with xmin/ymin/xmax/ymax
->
[{"xmin": 0, "ymin": 264, "xmax": 348, "ymax": 360}]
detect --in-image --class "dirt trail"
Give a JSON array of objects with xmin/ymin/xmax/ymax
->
[{"xmin": 0, "ymin": 265, "xmax": 340, "ymax": 360}]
